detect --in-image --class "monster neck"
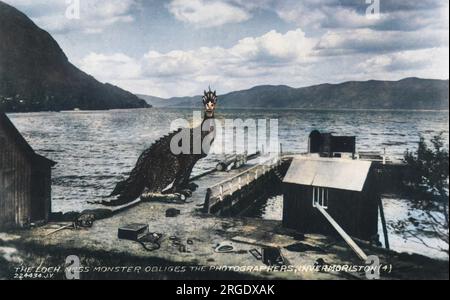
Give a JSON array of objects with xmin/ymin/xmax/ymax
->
[
  {"xmin": 201, "ymin": 112, "xmax": 216, "ymax": 136},
  {"xmin": 202, "ymin": 112, "xmax": 215, "ymax": 124}
]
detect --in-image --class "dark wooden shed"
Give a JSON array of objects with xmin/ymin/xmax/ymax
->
[
  {"xmin": 308, "ymin": 130, "xmax": 356, "ymax": 157},
  {"xmin": 282, "ymin": 157, "xmax": 379, "ymax": 241},
  {"xmin": 0, "ymin": 113, "xmax": 56, "ymax": 229}
]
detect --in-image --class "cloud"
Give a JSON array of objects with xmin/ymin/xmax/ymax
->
[
  {"xmin": 275, "ymin": 0, "xmax": 449, "ymax": 32},
  {"xmin": 231, "ymin": 29, "xmax": 316, "ymax": 63},
  {"xmin": 77, "ymin": 26, "xmax": 448, "ymax": 98},
  {"xmin": 77, "ymin": 28, "xmax": 318, "ymax": 96},
  {"xmin": 80, "ymin": 52, "xmax": 142, "ymax": 79},
  {"xmin": 3, "ymin": 0, "xmax": 140, "ymax": 34},
  {"xmin": 168, "ymin": 0, "xmax": 250, "ymax": 28},
  {"xmin": 139, "ymin": 28, "xmax": 316, "ymax": 78},
  {"xmin": 358, "ymin": 48, "xmax": 449, "ymax": 75},
  {"xmin": 316, "ymin": 28, "xmax": 449, "ymax": 56},
  {"xmin": 142, "ymin": 50, "xmax": 205, "ymax": 78}
]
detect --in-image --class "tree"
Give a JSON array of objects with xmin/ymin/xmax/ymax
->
[{"xmin": 400, "ymin": 133, "xmax": 449, "ymax": 254}]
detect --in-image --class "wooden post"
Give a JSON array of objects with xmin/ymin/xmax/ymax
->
[
  {"xmin": 378, "ymin": 197, "xmax": 390, "ymax": 249},
  {"xmin": 316, "ymin": 204, "xmax": 368, "ymax": 261},
  {"xmin": 203, "ymin": 188, "xmax": 212, "ymax": 213}
]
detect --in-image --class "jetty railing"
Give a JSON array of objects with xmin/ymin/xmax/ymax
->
[{"xmin": 204, "ymin": 155, "xmax": 282, "ymax": 214}]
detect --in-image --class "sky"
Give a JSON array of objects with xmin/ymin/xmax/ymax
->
[{"xmin": 3, "ymin": 0, "xmax": 449, "ymax": 98}]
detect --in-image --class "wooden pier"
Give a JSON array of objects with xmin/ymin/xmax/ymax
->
[{"xmin": 204, "ymin": 155, "xmax": 288, "ymax": 215}]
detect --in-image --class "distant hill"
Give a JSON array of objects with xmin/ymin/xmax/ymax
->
[
  {"xmin": 0, "ymin": 1, "xmax": 149, "ymax": 112},
  {"xmin": 136, "ymin": 95, "xmax": 170, "ymax": 108},
  {"xmin": 137, "ymin": 94, "xmax": 203, "ymax": 108},
  {"xmin": 140, "ymin": 78, "xmax": 449, "ymax": 110}
]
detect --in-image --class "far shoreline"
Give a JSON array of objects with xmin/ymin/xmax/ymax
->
[{"xmin": 4, "ymin": 107, "xmax": 450, "ymax": 115}]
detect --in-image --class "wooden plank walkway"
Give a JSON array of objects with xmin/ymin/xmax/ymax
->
[{"xmin": 204, "ymin": 155, "xmax": 283, "ymax": 214}]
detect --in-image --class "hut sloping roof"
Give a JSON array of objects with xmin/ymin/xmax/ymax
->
[
  {"xmin": 0, "ymin": 113, "xmax": 56, "ymax": 166},
  {"xmin": 283, "ymin": 157, "xmax": 372, "ymax": 192}
]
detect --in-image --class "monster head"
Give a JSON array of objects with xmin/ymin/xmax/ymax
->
[{"xmin": 202, "ymin": 87, "xmax": 217, "ymax": 118}]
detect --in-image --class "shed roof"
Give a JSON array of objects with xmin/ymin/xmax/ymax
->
[
  {"xmin": 283, "ymin": 157, "xmax": 372, "ymax": 192},
  {"xmin": 0, "ymin": 113, "xmax": 56, "ymax": 167}
]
